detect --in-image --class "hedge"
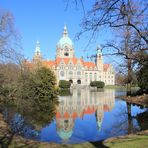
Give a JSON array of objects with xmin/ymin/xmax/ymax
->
[
  {"xmin": 90, "ymin": 81, "xmax": 105, "ymax": 88},
  {"xmin": 59, "ymin": 80, "xmax": 71, "ymax": 89}
]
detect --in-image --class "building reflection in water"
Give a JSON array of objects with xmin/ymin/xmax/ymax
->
[{"xmin": 55, "ymin": 89, "xmax": 115, "ymax": 141}]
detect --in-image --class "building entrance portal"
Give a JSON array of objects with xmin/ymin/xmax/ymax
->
[
  {"xmin": 69, "ymin": 80, "xmax": 73, "ymax": 84},
  {"xmin": 77, "ymin": 80, "xmax": 81, "ymax": 84}
]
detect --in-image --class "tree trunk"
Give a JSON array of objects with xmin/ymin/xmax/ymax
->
[
  {"xmin": 127, "ymin": 102, "xmax": 133, "ymax": 134},
  {"xmin": 126, "ymin": 59, "xmax": 132, "ymax": 96}
]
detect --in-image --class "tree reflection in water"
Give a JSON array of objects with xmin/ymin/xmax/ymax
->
[
  {"xmin": 4, "ymin": 95, "xmax": 58, "ymax": 139},
  {"xmin": 103, "ymin": 101, "xmax": 147, "ymax": 138}
]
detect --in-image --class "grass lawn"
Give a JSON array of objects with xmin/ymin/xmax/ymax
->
[
  {"xmin": 104, "ymin": 135, "xmax": 148, "ymax": 148},
  {"xmin": 104, "ymin": 85, "xmax": 139, "ymax": 90}
]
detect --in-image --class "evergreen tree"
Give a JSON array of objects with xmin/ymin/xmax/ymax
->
[{"xmin": 17, "ymin": 67, "xmax": 59, "ymax": 128}]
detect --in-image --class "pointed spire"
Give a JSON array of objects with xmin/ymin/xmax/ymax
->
[
  {"xmin": 35, "ymin": 40, "xmax": 41, "ymax": 56},
  {"xmin": 95, "ymin": 109, "xmax": 103, "ymax": 131},
  {"xmin": 97, "ymin": 119, "xmax": 102, "ymax": 131},
  {"xmin": 63, "ymin": 25, "xmax": 68, "ymax": 37},
  {"xmin": 97, "ymin": 45, "xmax": 102, "ymax": 56}
]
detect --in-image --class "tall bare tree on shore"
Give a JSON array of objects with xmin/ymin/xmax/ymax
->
[
  {"xmin": 0, "ymin": 8, "xmax": 23, "ymax": 103},
  {"xmin": 0, "ymin": 8, "xmax": 22, "ymax": 63}
]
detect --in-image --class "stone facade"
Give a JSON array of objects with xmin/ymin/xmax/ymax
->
[{"xmin": 27, "ymin": 26, "xmax": 115, "ymax": 86}]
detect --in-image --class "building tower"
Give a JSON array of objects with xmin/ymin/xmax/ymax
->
[
  {"xmin": 96, "ymin": 45, "xmax": 103, "ymax": 71},
  {"xmin": 33, "ymin": 40, "xmax": 42, "ymax": 61},
  {"xmin": 56, "ymin": 26, "xmax": 75, "ymax": 58}
]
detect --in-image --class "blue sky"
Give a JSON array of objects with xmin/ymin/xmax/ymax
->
[{"xmin": 0, "ymin": 0, "xmax": 115, "ymax": 64}]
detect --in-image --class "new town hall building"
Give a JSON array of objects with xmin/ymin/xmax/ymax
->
[{"xmin": 26, "ymin": 26, "xmax": 115, "ymax": 86}]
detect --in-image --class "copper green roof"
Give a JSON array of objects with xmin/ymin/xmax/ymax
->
[{"xmin": 57, "ymin": 26, "xmax": 73, "ymax": 48}]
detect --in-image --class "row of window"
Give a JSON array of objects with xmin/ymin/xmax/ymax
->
[
  {"xmin": 60, "ymin": 48, "xmax": 73, "ymax": 51},
  {"xmin": 60, "ymin": 71, "xmax": 114, "ymax": 80},
  {"xmin": 105, "ymin": 76, "xmax": 114, "ymax": 78},
  {"xmin": 60, "ymin": 65, "xmax": 97, "ymax": 70},
  {"xmin": 85, "ymin": 72, "xmax": 97, "ymax": 79},
  {"xmin": 105, "ymin": 80, "xmax": 114, "ymax": 83},
  {"xmin": 60, "ymin": 71, "xmax": 81, "ymax": 77},
  {"xmin": 60, "ymin": 71, "xmax": 99, "ymax": 79},
  {"xmin": 60, "ymin": 65, "xmax": 82, "ymax": 70}
]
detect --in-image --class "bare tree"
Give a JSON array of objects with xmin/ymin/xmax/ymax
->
[
  {"xmin": 0, "ymin": 8, "xmax": 23, "ymax": 104},
  {"xmin": 68, "ymin": 0, "xmax": 148, "ymax": 62},
  {"xmin": 0, "ymin": 8, "xmax": 22, "ymax": 63},
  {"xmin": 105, "ymin": 26, "xmax": 136, "ymax": 95},
  {"xmin": 67, "ymin": 0, "xmax": 148, "ymax": 95},
  {"xmin": 75, "ymin": 0, "xmax": 148, "ymax": 43}
]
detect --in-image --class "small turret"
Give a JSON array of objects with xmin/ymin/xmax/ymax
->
[
  {"xmin": 33, "ymin": 40, "xmax": 42, "ymax": 61},
  {"xmin": 35, "ymin": 41, "xmax": 41, "ymax": 56},
  {"xmin": 63, "ymin": 25, "xmax": 68, "ymax": 37},
  {"xmin": 97, "ymin": 45, "xmax": 102, "ymax": 56}
]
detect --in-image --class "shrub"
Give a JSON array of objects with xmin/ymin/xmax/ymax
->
[
  {"xmin": 59, "ymin": 80, "xmax": 71, "ymax": 89},
  {"xmin": 16, "ymin": 67, "xmax": 59, "ymax": 127},
  {"xmin": 90, "ymin": 81, "xmax": 105, "ymax": 88},
  {"xmin": 17, "ymin": 67, "xmax": 59, "ymax": 101}
]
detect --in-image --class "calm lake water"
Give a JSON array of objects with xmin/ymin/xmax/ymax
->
[{"xmin": 4, "ymin": 89, "xmax": 147, "ymax": 144}]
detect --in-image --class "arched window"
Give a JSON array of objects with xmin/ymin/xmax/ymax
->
[
  {"xmin": 69, "ymin": 71, "xmax": 73, "ymax": 76},
  {"xmin": 90, "ymin": 73, "xmax": 92, "ymax": 78},
  {"xmin": 64, "ymin": 52, "xmax": 69, "ymax": 56},
  {"xmin": 64, "ymin": 46, "xmax": 68, "ymax": 51},
  {"xmin": 60, "ymin": 71, "xmax": 64, "ymax": 77},
  {"xmin": 77, "ymin": 71, "xmax": 81, "ymax": 76},
  {"xmin": 77, "ymin": 80, "xmax": 81, "ymax": 84},
  {"xmin": 69, "ymin": 63, "xmax": 73, "ymax": 70}
]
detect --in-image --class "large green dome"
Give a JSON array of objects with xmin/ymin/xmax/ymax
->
[{"xmin": 57, "ymin": 26, "xmax": 73, "ymax": 48}]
